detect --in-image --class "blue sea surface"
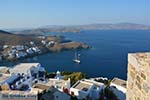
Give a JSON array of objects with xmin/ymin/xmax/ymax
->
[{"xmin": 1, "ymin": 30, "xmax": 150, "ymax": 80}]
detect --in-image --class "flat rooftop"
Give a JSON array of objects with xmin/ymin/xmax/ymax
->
[
  {"xmin": 33, "ymin": 83, "xmax": 51, "ymax": 90},
  {"xmin": 72, "ymin": 79, "xmax": 104, "ymax": 91},
  {"xmin": 83, "ymin": 79, "xmax": 104, "ymax": 87},
  {"xmin": 10, "ymin": 63, "xmax": 40, "ymax": 74},
  {"xmin": 111, "ymin": 77, "xmax": 126, "ymax": 88},
  {"xmin": 45, "ymin": 78, "xmax": 69, "ymax": 87},
  {"xmin": 74, "ymin": 81, "xmax": 91, "ymax": 91}
]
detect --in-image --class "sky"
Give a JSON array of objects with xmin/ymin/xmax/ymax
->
[{"xmin": 0, "ymin": 0, "xmax": 150, "ymax": 28}]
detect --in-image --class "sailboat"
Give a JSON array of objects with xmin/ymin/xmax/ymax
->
[{"xmin": 73, "ymin": 52, "xmax": 81, "ymax": 64}]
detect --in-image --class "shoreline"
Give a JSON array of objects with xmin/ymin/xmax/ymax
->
[
  {"xmin": 0, "ymin": 33, "xmax": 90, "ymax": 63},
  {"xmin": 0, "ymin": 47, "xmax": 90, "ymax": 66}
]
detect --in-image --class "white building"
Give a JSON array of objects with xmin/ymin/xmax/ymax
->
[
  {"xmin": 26, "ymin": 48, "xmax": 34, "ymax": 54},
  {"xmin": 0, "ymin": 63, "xmax": 71, "ymax": 100},
  {"xmin": 10, "ymin": 63, "xmax": 45, "ymax": 80},
  {"xmin": 0, "ymin": 63, "xmax": 74, "ymax": 100},
  {"xmin": 15, "ymin": 45, "xmax": 25, "ymax": 51},
  {"xmin": 70, "ymin": 79, "xmax": 105, "ymax": 100},
  {"xmin": 46, "ymin": 78, "xmax": 70, "ymax": 92},
  {"xmin": 38, "ymin": 36, "xmax": 46, "ymax": 39},
  {"xmin": 30, "ymin": 41, "xmax": 35, "ymax": 45},
  {"xmin": 15, "ymin": 51, "xmax": 27, "ymax": 58},
  {"xmin": 0, "ymin": 63, "xmax": 46, "ymax": 90},
  {"xmin": 37, "ymin": 86, "xmax": 71, "ymax": 100},
  {"xmin": 110, "ymin": 77, "xmax": 126, "ymax": 100},
  {"xmin": 32, "ymin": 47, "xmax": 41, "ymax": 53},
  {"xmin": 3, "ymin": 45, "xmax": 9, "ymax": 49},
  {"xmin": 41, "ymin": 40, "xmax": 47, "ymax": 45},
  {"xmin": 46, "ymin": 41, "xmax": 55, "ymax": 47},
  {"xmin": 55, "ymin": 71, "xmax": 64, "ymax": 80}
]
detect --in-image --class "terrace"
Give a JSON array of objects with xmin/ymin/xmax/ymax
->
[{"xmin": 73, "ymin": 81, "xmax": 92, "ymax": 92}]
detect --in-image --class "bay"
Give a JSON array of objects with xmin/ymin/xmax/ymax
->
[{"xmin": 1, "ymin": 30, "xmax": 150, "ymax": 80}]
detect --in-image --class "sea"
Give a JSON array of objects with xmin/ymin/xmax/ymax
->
[{"xmin": 1, "ymin": 30, "xmax": 150, "ymax": 80}]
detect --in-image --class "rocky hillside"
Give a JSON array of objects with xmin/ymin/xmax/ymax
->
[
  {"xmin": 0, "ymin": 30, "xmax": 89, "ymax": 62},
  {"xmin": 12, "ymin": 23, "xmax": 150, "ymax": 35},
  {"xmin": 0, "ymin": 30, "xmax": 40, "ymax": 45},
  {"xmin": 13, "ymin": 27, "xmax": 81, "ymax": 35}
]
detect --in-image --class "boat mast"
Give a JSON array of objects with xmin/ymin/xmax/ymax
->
[
  {"xmin": 75, "ymin": 52, "xmax": 77, "ymax": 60},
  {"xmin": 78, "ymin": 54, "xmax": 80, "ymax": 60}
]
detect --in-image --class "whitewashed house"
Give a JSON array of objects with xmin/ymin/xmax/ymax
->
[
  {"xmin": 30, "ymin": 41, "xmax": 35, "ymax": 45},
  {"xmin": 2, "ymin": 63, "xmax": 46, "ymax": 90},
  {"xmin": 26, "ymin": 48, "xmax": 34, "ymax": 54},
  {"xmin": 15, "ymin": 51, "xmax": 27, "ymax": 58},
  {"xmin": 38, "ymin": 36, "xmax": 46, "ymax": 39},
  {"xmin": 3, "ymin": 45, "xmax": 9, "ymax": 49},
  {"xmin": 46, "ymin": 41, "xmax": 55, "ymax": 47},
  {"xmin": 15, "ymin": 45, "xmax": 25, "ymax": 51},
  {"xmin": 41, "ymin": 40, "xmax": 47, "ymax": 45},
  {"xmin": 110, "ymin": 77, "xmax": 126, "ymax": 100},
  {"xmin": 55, "ymin": 71, "xmax": 64, "ymax": 80},
  {"xmin": 32, "ymin": 47, "xmax": 41, "ymax": 53},
  {"xmin": 11, "ymin": 46, "xmax": 16, "ymax": 49},
  {"xmin": 70, "ymin": 79, "xmax": 105, "ymax": 100},
  {"xmin": 110, "ymin": 78, "xmax": 126, "ymax": 93},
  {"xmin": 46, "ymin": 71, "xmax": 70, "ymax": 92},
  {"xmin": 0, "ymin": 63, "xmax": 71, "ymax": 100},
  {"xmin": 10, "ymin": 63, "xmax": 45, "ymax": 80}
]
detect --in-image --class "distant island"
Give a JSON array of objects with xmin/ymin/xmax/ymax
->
[
  {"xmin": 12, "ymin": 23, "xmax": 150, "ymax": 35},
  {"xmin": 0, "ymin": 30, "xmax": 89, "ymax": 62}
]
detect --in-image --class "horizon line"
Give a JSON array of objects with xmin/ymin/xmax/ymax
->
[{"xmin": 1, "ymin": 22, "xmax": 150, "ymax": 30}]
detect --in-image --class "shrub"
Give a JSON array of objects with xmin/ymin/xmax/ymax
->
[
  {"xmin": 104, "ymin": 87, "xmax": 117, "ymax": 99},
  {"xmin": 64, "ymin": 72, "xmax": 87, "ymax": 85}
]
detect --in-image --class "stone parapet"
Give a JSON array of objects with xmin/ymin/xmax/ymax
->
[{"xmin": 127, "ymin": 52, "xmax": 150, "ymax": 100}]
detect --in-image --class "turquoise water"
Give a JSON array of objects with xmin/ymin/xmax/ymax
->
[{"xmin": 1, "ymin": 30, "xmax": 150, "ymax": 79}]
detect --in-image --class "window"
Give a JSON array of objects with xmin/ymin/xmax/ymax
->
[
  {"xmin": 56, "ymin": 95, "xmax": 58, "ymax": 98},
  {"xmin": 38, "ymin": 71, "xmax": 44, "ymax": 77},
  {"xmin": 71, "ymin": 91, "xmax": 74, "ymax": 95}
]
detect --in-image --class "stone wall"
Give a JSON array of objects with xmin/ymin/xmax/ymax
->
[{"xmin": 127, "ymin": 53, "xmax": 150, "ymax": 100}]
